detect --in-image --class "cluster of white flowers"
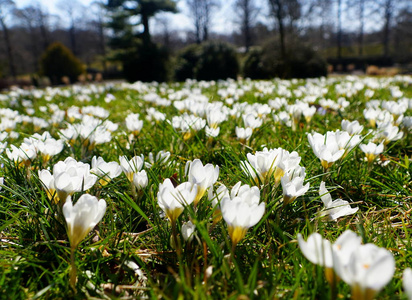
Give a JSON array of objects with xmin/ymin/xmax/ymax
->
[{"xmin": 298, "ymin": 230, "xmax": 395, "ymax": 300}]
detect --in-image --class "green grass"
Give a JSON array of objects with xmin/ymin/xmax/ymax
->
[{"xmin": 0, "ymin": 76, "xmax": 411, "ymax": 299}]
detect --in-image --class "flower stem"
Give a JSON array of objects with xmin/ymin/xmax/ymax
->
[{"xmin": 69, "ymin": 247, "xmax": 77, "ymax": 292}]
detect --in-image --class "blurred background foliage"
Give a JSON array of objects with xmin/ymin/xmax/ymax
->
[{"xmin": 0, "ymin": 0, "xmax": 411, "ymax": 87}]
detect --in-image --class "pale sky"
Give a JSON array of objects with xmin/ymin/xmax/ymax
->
[{"xmin": 13, "ymin": 0, "xmax": 239, "ymax": 35}]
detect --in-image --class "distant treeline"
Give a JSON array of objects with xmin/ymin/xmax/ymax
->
[{"xmin": 0, "ymin": 0, "xmax": 411, "ymax": 84}]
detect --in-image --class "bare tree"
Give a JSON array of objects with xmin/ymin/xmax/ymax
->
[
  {"xmin": 0, "ymin": 0, "xmax": 17, "ymax": 79},
  {"xmin": 156, "ymin": 15, "xmax": 171, "ymax": 47},
  {"xmin": 268, "ymin": 0, "xmax": 301, "ymax": 58},
  {"xmin": 234, "ymin": 0, "xmax": 259, "ymax": 52},
  {"xmin": 91, "ymin": 0, "xmax": 107, "ymax": 72},
  {"xmin": 336, "ymin": 0, "xmax": 342, "ymax": 59},
  {"xmin": 381, "ymin": 0, "xmax": 394, "ymax": 57},
  {"xmin": 348, "ymin": 0, "xmax": 378, "ymax": 56},
  {"xmin": 15, "ymin": 5, "xmax": 47, "ymax": 72},
  {"xmin": 36, "ymin": 4, "xmax": 51, "ymax": 50},
  {"xmin": 393, "ymin": 7, "xmax": 412, "ymax": 62},
  {"xmin": 187, "ymin": 0, "xmax": 219, "ymax": 44},
  {"xmin": 377, "ymin": 0, "xmax": 412, "ymax": 57},
  {"xmin": 57, "ymin": 0, "xmax": 85, "ymax": 55}
]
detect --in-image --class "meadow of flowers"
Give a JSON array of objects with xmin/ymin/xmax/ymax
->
[{"xmin": 0, "ymin": 75, "xmax": 411, "ymax": 299}]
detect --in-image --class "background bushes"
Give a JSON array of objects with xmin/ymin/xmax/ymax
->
[
  {"xmin": 174, "ymin": 41, "xmax": 239, "ymax": 81},
  {"xmin": 121, "ymin": 41, "xmax": 171, "ymax": 83},
  {"xmin": 242, "ymin": 48, "xmax": 270, "ymax": 80},
  {"xmin": 40, "ymin": 39, "xmax": 327, "ymax": 84},
  {"xmin": 40, "ymin": 42, "xmax": 84, "ymax": 85},
  {"xmin": 242, "ymin": 40, "xmax": 327, "ymax": 79},
  {"xmin": 174, "ymin": 44, "xmax": 201, "ymax": 81}
]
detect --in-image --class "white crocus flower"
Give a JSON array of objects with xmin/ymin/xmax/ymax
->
[
  {"xmin": 403, "ymin": 268, "xmax": 412, "ymax": 300},
  {"xmin": 205, "ymin": 126, "xmax": 220, "ymax": 138},
  {"xmin": 240, "ymin": 147, "xmax": 283, "ymax": 185},
  {"xmin": 37, "ymin": 138, "xmax": 64, "ymax": 163},
  {"xmin": 133, "ymin": 170, "xmax": 148, "ymax": 190},
  {"xmin": 181, "ymin": 220, "xmax": 196, "ymax": 242},
  {"xmin": 297, "ymin": 233, "xmax": 333, "ymax": 269},
  {"xmin": 374, "ymin": 122, "xmax": 403, "ymax": 145},
  {"xmin": 147, "ymin": 150, "xmax": 171, "ymax": 168},
  {"xmin": 52, "ymin": 157, "xmax": 98, "ymax": 203},
  {"xmin": 341, "ymin": 119, "xmax": 364, "ymax": 135},
  {"xmin": 298, "ymin": 230, "xmax": 362, "ymax": 285},
  {"xmin": 6, "ymin": 143, "xmax": 37, "ymax": 166},
  {"xmin": 334, "ymin": 130, "xmax": 361, "ymax": 155},
  {"xmin": 332, "ymin": 243, "xmax": 395, "ymax": 300},
  {"xmin": 235, "ymin": 126, "xmax": 253, "ymax": 142},
  {"xmin": 359, "ymin": 142, "xmax": 384, "ymax": 163},
  {"xmin": 221, "ymin": 183, "xmax": 264, "ymax": 247},
  {"xmin": 119, "ymin": 155, "xmax": 145, "ymax": 182},
  {"xmin": 243, "ymin": 113, "xmax": 263, "ymax": 130},
  {"xmin": 91, "ymin": 156, "xmax": 122, "ymax": 185},
  {"xmin": 157, "ymin": 179, "xmax": 197, "ymax": 226},
  {"xmin": 318, "ymin": 181, "xmax": 358, "ymax": 221},
  {"xmin": 63, "ymin": 193, "xmax": 106, "ymax": 290},
  {"xmin": 63, "ymin": 194, "xmax": 106, "ymax": 249},
  {"xmin": 125, "ymin": 113, "xmax": 144, "ymax": 135},
  {"xmin": 38, "ymin": 170, "xmax": 56, "ymax": 201},
  {"xmin": 280, "ymin": 175, "xmax": 309, "ymax": 206},
  {"xmin": 307, "ymin": 132, "xmax": 345, "ymax": 170},
  {"xmin": 186, "ymin": 159, "xmax": 219, "ymax": 206}
]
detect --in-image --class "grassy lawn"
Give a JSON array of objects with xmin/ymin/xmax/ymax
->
[{"xmin": 0, "ymin": 76, "xmax": 411, "ymax": 299}]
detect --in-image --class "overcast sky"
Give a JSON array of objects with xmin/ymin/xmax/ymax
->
[
  {"xmin": 13, "ymin": 0, "xmax": 241, "ymax": 35},
  {"xmin": 12, "ymin": 0, "xmax": 383, "ymax": 35}
]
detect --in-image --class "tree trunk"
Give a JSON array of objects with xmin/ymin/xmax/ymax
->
[
  {"xmin": 203, "ymin": 23, "xmax": 208, "ymax": 41},
  {"xmin": 29, "ymin": 26, "xmax": 39, "ymax": 72},
  {"xmin": 0, "ymin": 17, "xmax": 17, "ymax": 79},
  {"xmin": 97, "ymin": 15, "xmax": 107, "ymax": 72},
  {"xmin": 270, "ymin": 0, "xmax": 286, "ymax": 59},
  {"xmin": 337, "ymin": 0, "xmax": 342, "ymax": 59},
  {"xmin": 358, "ymin": 0, "xmax": 364, "ymax": 56},
  {"xmin": 382, "ymin": 0, "xmax": 392, "ymax": 57},
  {"xmin": 39, "ymin": 11, "xmax": 50, "ymax": 50},
  {"xmin": 243, "ymin": 0, "xmax": 251, "ymax": 52},
  {"xmin": 141, "ymin": 12, "xmax": 151, "ymax": 44},
  {"xmin": 69, "ymin": 22, "xmax": 77, "ymax": 55}
]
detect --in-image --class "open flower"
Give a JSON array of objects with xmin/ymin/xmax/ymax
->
[
  {"xmin": 280, "ymin": 173, "xmax": 309, "ymax": 206},
  {"xmin": 119, "ymin": 155, "xmax": 144, "ymax": 182},
  {"xmin": 39, "ymin": 157, "xmax": 97, "ymax": 205},
  {"xmin": 63, "ymin": 193, "xmax": 106, "ymax": 290},
  {"xmin": 359, "ymin": 142, "xmax": 384, "ymax": 163},
  {"xmin": 240, "ymin": 147, "xmax": 283, "ymax": 185},
  {"xmin": 52, "ymin": 157, "xmax": 97, "ymax": 204},
  {"xmin": 38, "ymin": 169, "xmax": 56, "ymax": 201},
  {"xmin": 133, "ymin": 170, "xmax": 148, "ymax": 190},
  {"xmin": 186, "ymin": 159, "xmax": 219, "ymax": 206},
  {"xmin": 235, "ymin": 126, "xmax": 253, "ymax": 142},
  {"xmin": 342, "ymin": 119, "xmax": 364, "ymax": 135},
  {"xmin": 6, "ymin": 143, "xmax": 37, "ymax": 167},
  {"xmin": 91, "ymin": 156, "xmax": 122, "ymax": 185},
  {"xmin": 181, "ymin": 220, "xmax": 196, "ymax": 242},
  {"xmin": 333, "ymin": 243, "xmax": 395, "ymax": 300},
  {"xmin": 298, "ymin": 230, "xmax": 362, "ymax": 285},
  {"xmin": 318, "ymin": 181, "xmax": 358, "ymax": 221},
  {"xmin": 157, "ymin": 179, "xmax": 197, "ymax": 226},
  {"xmin": 308, "ymin": 132, "xmax": 345, "ymax": 170},
  {"xmin": 403, "ymin": 268, "xmax": 412, "ymax": 300},
  {"xmin": 221, "ymin": 183, "xmax": 265, "ymax": 247},
  {"xmin": 63, "ymin": 194, "xmax": 107, "ymax": 249},
  {"xmin": 125, "ymin": 113, "xmax": 143, "ymax": 135}
]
